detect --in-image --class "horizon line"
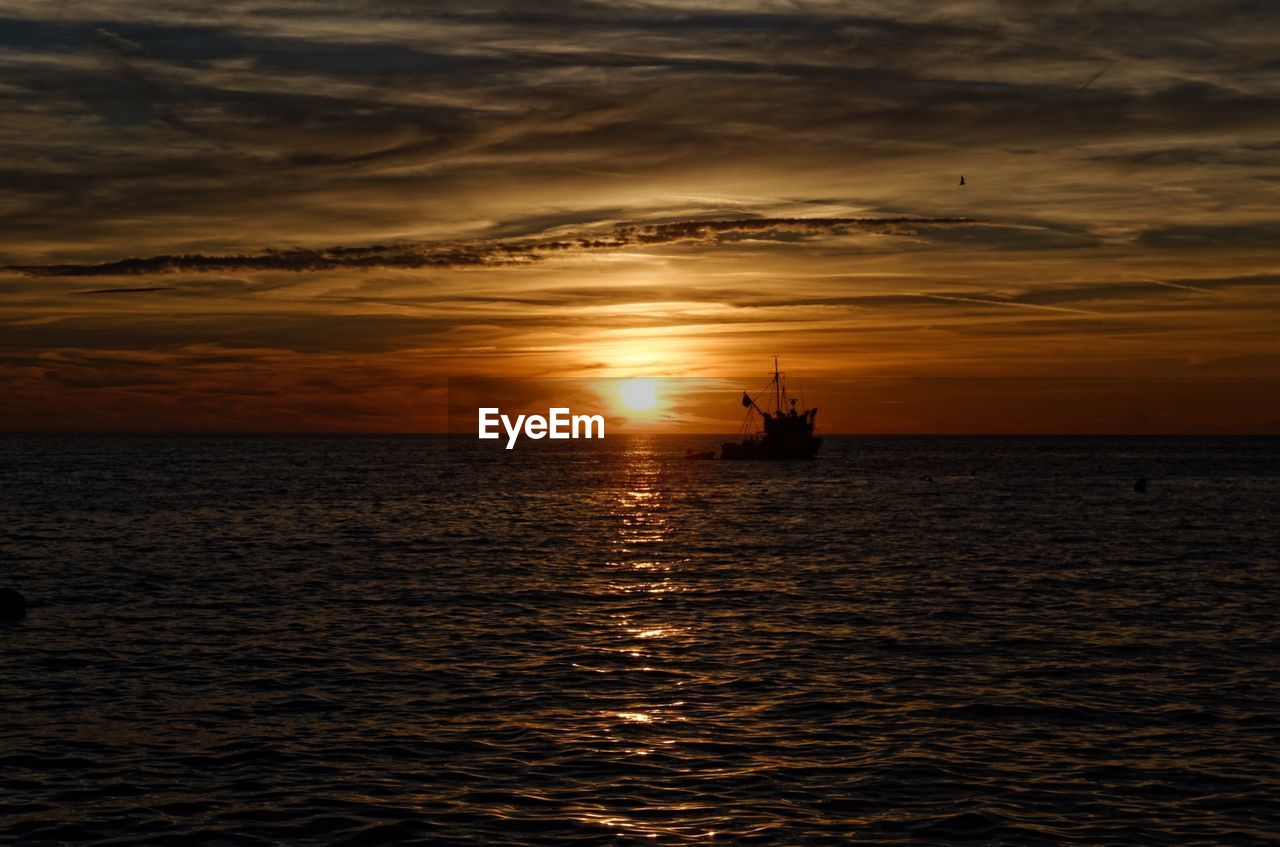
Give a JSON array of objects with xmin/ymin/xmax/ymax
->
[{"xmin": 2, "ymin": 431, "xmax": 1277, "ymax": 438}]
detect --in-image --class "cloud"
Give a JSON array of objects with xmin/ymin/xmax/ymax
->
[
  {"xmin": 1, "ymin": 1, "xmax": 1278, "ymax": 431},
  {"xmin": 1138, "ymin": 224, "xmax": 1280, "ymax": 249},
  {"xmin": 88, "ymin": 28, "xmax": 149, "ymax": 59},
  {"xmin": 75, "ymin": 285, "xmax": 177, "ymax": 294},
  {"xmin": 1, "ymin": 0, "xmax": 1277, "ymax": 266},
  {"xmin": 7, "ymin": 216, "xmax": 981, "ymax": 277}
]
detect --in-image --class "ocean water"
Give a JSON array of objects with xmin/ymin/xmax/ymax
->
[{"xmin": 1, "ymin": 435, "xmax": 1278, "ymax": 845}]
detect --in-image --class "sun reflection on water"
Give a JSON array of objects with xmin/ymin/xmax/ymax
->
[
  {"xmin": 569, "ymin": 436, "xmax": 724, "ymax": 841},
  {"xmin": 614, "ymin": 711, "xmax": 654, "ymax": 723}
]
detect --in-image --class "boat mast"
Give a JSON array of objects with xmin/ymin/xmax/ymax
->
[{"xmin": 773, "ymin": 356, "xmax": 780, "ymax": 413}]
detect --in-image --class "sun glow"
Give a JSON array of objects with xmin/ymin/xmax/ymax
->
[{"xmin": 618, "ymin": 378, "xmax": 660, "ymax": 412}]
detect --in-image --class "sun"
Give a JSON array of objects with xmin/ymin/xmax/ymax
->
[{"xmin": 618, "ymin": 378, "xmax": 660, "ymax": 412}]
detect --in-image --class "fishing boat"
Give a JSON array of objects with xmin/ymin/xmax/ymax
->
[{"xmin": 720, "ymin": 358, "xmax": 822, "ymax": 459}]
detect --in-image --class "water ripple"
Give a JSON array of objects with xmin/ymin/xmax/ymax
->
[{"xmin": 1, "ymin": 435, "xmax": 1278, "ymax": 844}]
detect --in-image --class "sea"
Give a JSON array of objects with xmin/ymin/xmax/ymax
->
[{"xmin": 1, "ymin": 435, "xmax": 1277, "ymax": 845}]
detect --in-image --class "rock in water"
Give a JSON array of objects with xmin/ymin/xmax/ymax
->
[{"xmin": 0, "ymin": 587, "xmax": 26, "ymax": 621}]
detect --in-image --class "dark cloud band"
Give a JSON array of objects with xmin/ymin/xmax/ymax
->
[{"xmin": 9, "ymin": 216, "xmax": 980, "ymax": 277}]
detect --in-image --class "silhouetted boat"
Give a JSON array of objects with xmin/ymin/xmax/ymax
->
[{"xmin": 720, "ymin": 359, "xmax": 822, "ymax": 460}]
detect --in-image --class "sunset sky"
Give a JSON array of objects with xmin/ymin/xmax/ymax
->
[{"xmin": 2, "ymin": 1, "xmax": 1278, "ymax": 432}]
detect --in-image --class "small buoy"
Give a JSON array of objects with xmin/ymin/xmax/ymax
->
[
  {"xmin": 0, "ymin": 587, "xmax": 26, "ymax": 621},
  {"xmin": 1134, "ymin": 478, "xmax": 1148, "ymax": 493}
]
